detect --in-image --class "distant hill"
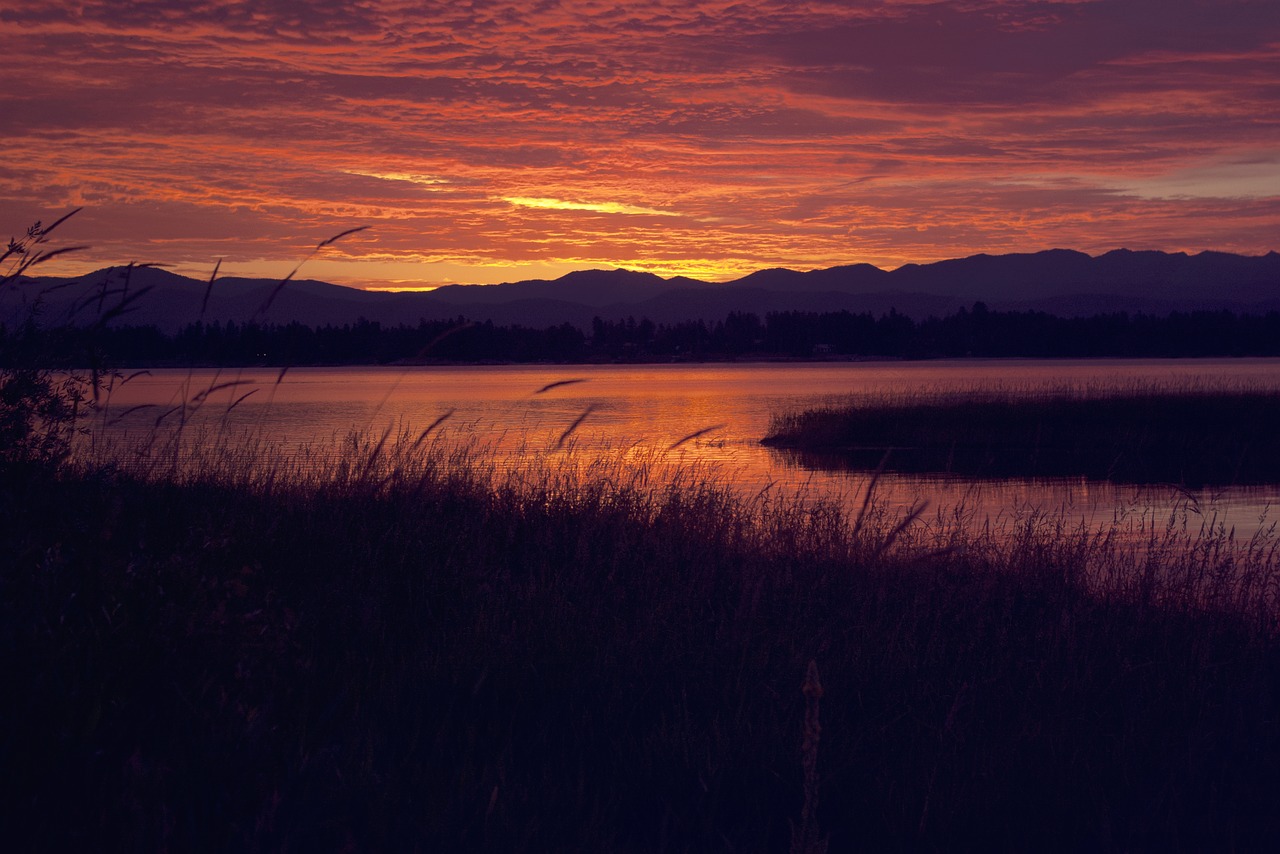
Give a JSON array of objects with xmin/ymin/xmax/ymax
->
[
  {"xmin": 4, "ymin": 249, "xmax": 1278, "ymax": 333},
  {"xmin": 425, "ymin": 268, "xmax": 707, "ymax": 306}
]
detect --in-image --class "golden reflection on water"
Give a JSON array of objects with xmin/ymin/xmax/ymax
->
[{"xmin": 92, "ymin": 360, "xmax": 1280, "ymax": 538}]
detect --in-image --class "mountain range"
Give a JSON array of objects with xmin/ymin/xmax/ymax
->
[{"xmin": 5, "ymin": 248, "xmax": 1279, "ymax": 333}]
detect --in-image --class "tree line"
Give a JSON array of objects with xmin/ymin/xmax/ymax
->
[{"xmin": 5, "ymin": 304, "xmax": 1280, "ymax": 366}]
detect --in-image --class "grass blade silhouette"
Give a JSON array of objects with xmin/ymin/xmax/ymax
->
[
  {"xmin": 535, "ymin": 378, "xmax": 588, "ymax": 395},
  {"xmin": 556, "ymin": 405, "xmax": 596, "ymax": 449},
  {"xmin": 668, "ymin": 423, "xmax": 725, "ymax": 451},
  {"xmin": 200, "ymin": 259, "xmax": 221, "ymax": 318},
  {"xmin": 257, "ymin": 226, "xmax": 370, "ymax": 317},
  {"xmin": 414, "ymin": 409, "xmax": 456, "ymax": 447}
]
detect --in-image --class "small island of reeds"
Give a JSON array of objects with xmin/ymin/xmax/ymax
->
[{"xmin": 763, "ymin": 388, "xmax": 1280, "ymax": 487}]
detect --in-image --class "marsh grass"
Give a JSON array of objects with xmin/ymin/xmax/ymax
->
[
  {"xmin": 764, "ymin": 387, "xmax": 1280, "ymax": 487},
  {"xmin": 4, "ymin": 419, "xmax": 1280, "ymax": 852}
]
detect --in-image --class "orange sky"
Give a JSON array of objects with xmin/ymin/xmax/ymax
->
[{"xmin": 3, "ymin": 1, "xmax": 1278, "ymax": 289}]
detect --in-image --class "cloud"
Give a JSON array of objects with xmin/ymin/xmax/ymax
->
[
  {"xmin": 502, "ymin": 197, "xmax": 681, "ymax": 217},
  {"xmin": 1116, "ymin": 153, "xmax": 1280, "ymax": 200},
  {"xmin": 2, "ymin": 0, "xmax": 1277, "ymax": 284},
  {"xmin": 345, "ymin": 170, "xmax": 451, "ymax": 187}
]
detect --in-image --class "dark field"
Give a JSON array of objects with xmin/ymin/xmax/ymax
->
[
  {"xmin": 3, "ymin": 430, "xmax": 1280, "ymax": 852},
  {"xmin": 763, "ymin": 390, "xmax": 1280, "ymax": 487}
]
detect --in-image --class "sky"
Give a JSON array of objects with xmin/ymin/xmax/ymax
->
[{"xmin": 2, "ymin": 0, "xmax": 1278, "ymax": 290}]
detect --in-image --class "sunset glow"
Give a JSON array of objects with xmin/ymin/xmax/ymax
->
[{"xmin": 3, "ymin": 1, "xmax": 1277, "ymax": 289}]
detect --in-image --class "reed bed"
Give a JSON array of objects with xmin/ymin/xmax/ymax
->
[
  {"xmin": 764, "ymin": 387, "xmax": 1280, "ymax": 487},
  {"xmin": 4, "ymin": 419, "xmax": 1280, "ymax": 853}
]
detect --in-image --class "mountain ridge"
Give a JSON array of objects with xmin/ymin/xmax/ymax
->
[{"xmin": 5, "ymin": 248, "xmax": 1278, "ymax": 333}]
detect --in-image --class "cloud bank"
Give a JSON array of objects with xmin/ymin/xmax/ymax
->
[{"xmin": 2, "ymin": 0, "xmax": 1277, "ymax": 285}]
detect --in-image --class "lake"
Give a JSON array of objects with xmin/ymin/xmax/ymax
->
[{"xmin": 91, "ymin": 358, "xmax": 1280, "ymax": 538}]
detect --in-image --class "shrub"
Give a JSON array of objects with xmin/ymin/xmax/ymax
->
[{"xmin": 0, "ymin": 211, "xmax": 95, "ymax": 470}]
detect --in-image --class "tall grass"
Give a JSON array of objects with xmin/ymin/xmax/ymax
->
[{"xmin": 4, "ymin": 421, "xmax": 1280, "ymax": 851}]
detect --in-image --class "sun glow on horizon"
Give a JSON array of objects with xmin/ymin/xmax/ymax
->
[
  {"xmin": 501, "ymin": 197, "xmax": 682, "ymax": 218},
  {"xmin": 344, "ymin": 170, "xmax": 452, "ymax": 188},
  {"xmin": 2, "ymin": 0, "xmax": 1276, "ymax": 286}
]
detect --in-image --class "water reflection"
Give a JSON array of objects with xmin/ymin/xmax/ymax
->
[{"xmin": 90, "ymin": 359, "xmax": 1280, "ymax": 537}]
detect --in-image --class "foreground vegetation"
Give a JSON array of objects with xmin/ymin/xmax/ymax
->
[
  {"xmin": 4, "ymin": 425, "xmax": 1280, "ymax": 852},
  {"xmin": 764, "ymin": 389, "xmax": 1280, "ymax": 487}
]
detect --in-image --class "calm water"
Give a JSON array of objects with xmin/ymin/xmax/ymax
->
[{"xmin": 93, "ymin": 359, "xmax": 1280, "ymax": 536}]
